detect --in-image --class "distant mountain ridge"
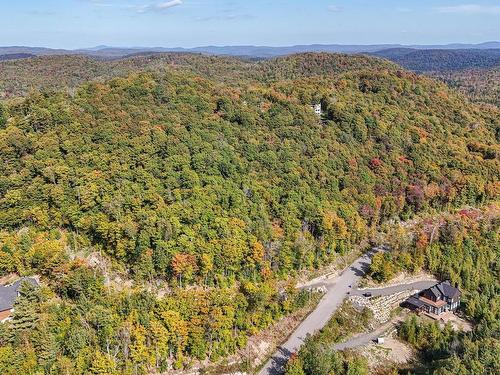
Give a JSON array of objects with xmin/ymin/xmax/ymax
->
[
  {"xmin": 370, "ymin": 48, "xmax": 500, "ymax": 72},
  {"xmin": 0, "ymin": 53, "xmax": 35, "ymax": 61},
  {"xmin": 1, "ymin": 42, "xmax": 499, "ymax": 59}
]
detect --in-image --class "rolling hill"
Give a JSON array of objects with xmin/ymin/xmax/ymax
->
[
  {"xmin": 431, "ymin": 66, "xmax": 500, "ymax": 107},
  {"xmin": 368, "ymin": 48, "xmax": 500, "ymax": 106},
  {"xmin": 0, "ymin": 52, "xmax": 498, "ymax": 374},
  {"xmin": 370, "ymin": 48, "xmax": 500, "ymax": 72},
  {"xmin": 0, "ymin": 53, "xmax": 35, "ymax": 61},
  {"xmin": 0, "ymin": 52, "xmax": 394, "ymax": 98}
]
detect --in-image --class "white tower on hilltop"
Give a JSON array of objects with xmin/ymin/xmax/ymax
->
[{"xmin": 312, "ymin": 103, "xmax": 322, "ymax": 116}]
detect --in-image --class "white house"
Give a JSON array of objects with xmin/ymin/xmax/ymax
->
[{"xmin": 311, "ymin": 103, "xmax": 322, "ymax": 116}]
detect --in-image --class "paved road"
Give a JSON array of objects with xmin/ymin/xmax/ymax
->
[
  {"xmin": 328, "ymin": 280, "xmax": 436, "ymax": 351},
  {"xmin": 333, "ymin": 319, "xmax": 395, "ymax": 351},
  {"xmin": 351, "ymin": 280, "xmax": 437, "ymax": 297},
  {"xmin": 332, "ymin": 314, "xmax": 407, "ymax": 351},
  {"xmin": 258, "ymin": 247, "xmax": 380, "ymax": 375}
]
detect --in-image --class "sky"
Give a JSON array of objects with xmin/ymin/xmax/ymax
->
[{"xmin": 0, "ymin": 0, "xmax": 499, "ymax": 48}]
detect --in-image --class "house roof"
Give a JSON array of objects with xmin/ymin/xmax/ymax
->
[
  {"xmin": 427, "ymin": 286, "xmax": 442, "ymax": 299},
  {"xmin": 405, "ymin": 281, "xmax": 461, "ymax": 312},
  {"xmin": 436, "ymin": 281, "xmax": 461, "ymax": 299},
  {"xmin": 423, "ymin": 281, "xmax": 461, "ymax": 301},
  {"xmin": 0, "ymin": 277, "xmax": 39, "ymax": 312},
  {"xmin": 406, "ymin": 296, "xmax": 425, "ymax": 308}
]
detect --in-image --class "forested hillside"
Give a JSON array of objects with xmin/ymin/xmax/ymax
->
[
  {"xmin": 371, "ymin": 48, "xmax": 500, "ymax": 72},
  {"xmin": 0, "ymin": 53, "xmax": 498, "ymax": 373},
  {"xmin": 0, "ymin": 53, "xmax": 35, "ymax": 61},
  {"xmin": 0, "ymin": 54, "xmax": 251, "ymax": 99},
  {"xmin": 369, "ymin": 48, "xmax": 500, "ymax": 107},
  {"xmin": 0, "ymin": 53, "xmax": 393, "ymax": 99},
  {"xmin": 431, "ymin": 66, "xmax": 500, "ymax": 107},
  {"xmin": 3, "ymin": 51, "xmax": 498, "ymax": 110}
]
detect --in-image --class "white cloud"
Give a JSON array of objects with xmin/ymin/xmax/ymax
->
[
  {"xmin": 436, "ymin": 4, "xmax": 500, "ymax": 14},
  {"xmin": 327, "ymin": 5, "xmax": 342, "ymax": 12},
  {"xmin": 155, "ymin": 0, "xmax": 183, "ymax": 10},
  {"xmin": 88, "ymin": 0, "xmax": 184, "ymax": 13}
]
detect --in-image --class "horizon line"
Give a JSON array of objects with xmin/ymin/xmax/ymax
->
[{"xmin": 1, "ymin": 41, "xmax": 499, "ymax": 51}]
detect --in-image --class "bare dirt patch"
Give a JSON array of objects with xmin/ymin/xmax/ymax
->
[
  {"xmin": 444, "ymin": 313, "xmax": 473, "ymax": 332},
  {"xmin": 355, "ymin": 330, "xmax": 414, "ymax": 371},
  {"xmin": 0, "ymin": 273, "xmax": 19, "ymax": 285},
  {"xmin": 421, "ymin": 311, "xmax": 474, "ymax": 332}
]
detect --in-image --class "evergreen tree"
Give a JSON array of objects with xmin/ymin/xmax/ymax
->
[{"xmin": 8, "ymin": 281, "xmax": 41, "ymax": 342}]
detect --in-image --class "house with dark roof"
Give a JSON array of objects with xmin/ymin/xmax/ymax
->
[
  {"xmin": 403, "ymin": 281, "xmax": 461, "ymax": 316},
  {"xmin": 0, "ymin": 277, "xmax": 39, "ymax": 323}
]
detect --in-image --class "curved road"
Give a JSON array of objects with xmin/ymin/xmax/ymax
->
[
  {"xmin": 351, "ymin": 279, "xmax": 437, "ymax": 297},
  {"xmin": 332, "ymin": 317, "xmax": 401, "ymax": 351},
  {"xmin": 258, "ymin": 247, "xmax": 380, "ymax": 375},
  {"xmin": 331, "ymin": 279, "xmax": 437, "ymax": 351}
]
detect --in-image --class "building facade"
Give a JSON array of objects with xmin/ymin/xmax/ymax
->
[
  {"xmin": 311, "ymin": 103, "xmax": 322, "ymax": 116},
  {"xmin": 404, "ymin": 281, "xmax": 461, "ymax": 316}
]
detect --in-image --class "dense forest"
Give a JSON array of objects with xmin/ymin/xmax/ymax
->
[
  {"xmin": 370, "ymin": 48, "xmax": 500, "ymax": 73},
  {"xmin": 2, "ymin": 51, "xmax": 498, "ymax": 111},
  {"xmin": 431, "ymin": 66, "xmax": 500, "ymax": 107},
  {"xmin": 0, "ymin": 52, "xmax": 393, "ymax": 99},
  {"xmin": 369, "ymin": 48, "xmax": 500, "ymax": 107},
  {"xmin": 0, "ymin": 53, "xmax": 35, "ymax": 62},
  {"xmin": 0, "ymin": 53, "xmax": 498, "ymax": 373},
  {"xmin": 0, "ymin": 54, "xmax": 251, "ymax": 99}
]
